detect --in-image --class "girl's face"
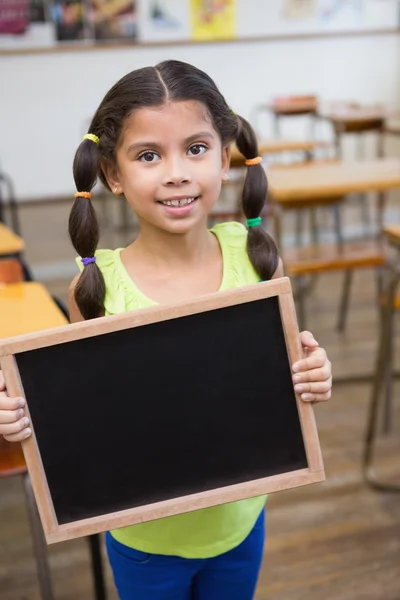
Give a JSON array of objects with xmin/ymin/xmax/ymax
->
[{"xmin": 104, "ymin": 100, "xmax": 230, "ymax": 234}]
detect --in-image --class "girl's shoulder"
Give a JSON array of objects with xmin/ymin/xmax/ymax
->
[
  {"xmin": 75, "ymin": 249, "xmax": 153, "ymax": 315},
  {"xmin": 210, "ymin": 220, "xmax": 247, "ymax": 247},
  {"xmin": 210, "ymin": 221, "xmax": 259, "ymax": 288}
]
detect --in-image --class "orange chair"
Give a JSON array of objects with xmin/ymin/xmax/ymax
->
[{"xmin": 0, "ymin": 258, "xmax": 23, "ymax": 284}]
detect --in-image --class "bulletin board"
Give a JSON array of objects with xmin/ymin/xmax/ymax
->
[{"xmin": 0, "ymin": 0, "xmax": 398, "ymax": 53}]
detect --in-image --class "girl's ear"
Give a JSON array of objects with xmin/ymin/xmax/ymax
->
[
  {"xmin": 101, "ymin": 159, "xmax": 122, "ymax": 194},
  {"xmin": 221, "ymin": 144, "xmax": 231, "ymax": 181}
]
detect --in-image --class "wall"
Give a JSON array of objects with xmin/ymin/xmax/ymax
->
[{"xmin": 0, "ymin": 31, "xmax": 399, "ymax": 201}]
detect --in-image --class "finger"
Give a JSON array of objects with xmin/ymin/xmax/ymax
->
[
  {"xmin": 4, "ymin": 428, "xmax": 32, "ymax": 443},
  {"xmin": 0, "ymin": 395, "xmax": 25, "ymax": 410},
  {"xmin": 0, "ymin": 407, "xmax": 25, "ymax": 424},
  {"xmin": 293, "ymin": 350, "xmax": 328, "ymax": 373},
  {"xmin": 293, "ymin": 366, "xmax": 331, "ymax": 384},
  {"xmin": 0, "ymin": 417, "xmax": 30, "ymax": 436},
  {"xmin": 0, "ymin": 370, "xmax": 4, "ymax": 391},
  {"xmin": 300, "ymin": 389, "xmax": 332, "ymax": 403},
  {"xmin": 294, "ymin": 379, "xmax": 332, "ymax": 396},
  {"xmin": 299, "ymin": 330, "xmax": 319, "ymax": 348}
]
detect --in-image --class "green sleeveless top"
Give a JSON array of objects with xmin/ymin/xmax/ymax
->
[{"xmin": 77, "ymin": 221, "xmax": 266, "ymax": 559}]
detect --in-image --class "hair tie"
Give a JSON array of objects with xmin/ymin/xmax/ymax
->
[
  {"xmin": 74, "ymin": 191, "xmax": 92, "ymax": 199},
  {"xmin": 245, "ymin": 156, "xmax": 262, "ymax": 166},
  {"xmin": 81, "ymin": 257, "xmax": 96, "ymax": 267},
  {"xmin": 83, "ymin": 133, "xmax": 100, "ymax": 145},
  {"xmin": 246, "ymin": 217, "xmax": 262, "ymax": 228}
]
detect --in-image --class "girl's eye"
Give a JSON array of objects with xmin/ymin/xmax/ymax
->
[
  {"xmin": 188, "ymin": 144, "xmax": 207, "ymax": 156},
  {"xmin": 138, "ymin": 151, "xmax": 160, "ymax": 163}
]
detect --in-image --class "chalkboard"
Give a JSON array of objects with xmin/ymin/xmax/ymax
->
[{"xmin": 0, "ymin": 278, "xmax": 324, "ymax": 544}]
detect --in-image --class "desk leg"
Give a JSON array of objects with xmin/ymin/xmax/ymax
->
[
  {"xmin": 362, "ymin": 266, "xmax": 400, "ymax": 492},
  {"xmin": 24, "ymin": 474, "xmax": 55, "ymax": 600},
  {"xmin": 88, "ymin": 534, "xmax": 107, "ymax": 600}
]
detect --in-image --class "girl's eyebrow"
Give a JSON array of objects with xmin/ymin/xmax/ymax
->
[{"xmin": 126, "ymin": 132, "xmax": 215, "ymax": 155}]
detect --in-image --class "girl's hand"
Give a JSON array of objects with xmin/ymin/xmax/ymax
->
[
  {"xmin": 292, "ymin": 331, "xmax": 332, "ymax": 403},
  {"xmin": 0, "ymin": 370, "xmax": 31, "ymax": 442}
]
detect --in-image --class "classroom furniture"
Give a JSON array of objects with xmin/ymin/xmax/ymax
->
[
  {"xmin": 267, "ymin": 158, "xmax": 400, "ymax": 331},
  {"xmin": 0, "ymin": 257, "xmax": 24, "ymax": 284},
  {"xmin": 229, "ymin": 138, "xmax": 318, "ymax": 168},
  {"xmin": 0, "ymin": 222, "xmax": 25, "ymax": 257},
  {"xmin": 0, "ymin": 279, "xmax": 324, "ymax": 543},
  {"xmin": 319, "ymin": 104, "xmax": 390, "ymax": 233},
  {"xmin": 257, "ymin": 96, "xmax": 318, "ymax": 138},
  {"xmin": 210, "ymin": 138, "xmax": 327, "ymax": 226},
  {"xmin": 0, "ymin": 281, "xmax": 107, "ymax": 600},
  {"xmin": 0, "ymin": 169, "xmax": 21, "ymax": 235},
  {"xmin": 363, "ymin": 225, "xmax": 400, "ymax": 492}
]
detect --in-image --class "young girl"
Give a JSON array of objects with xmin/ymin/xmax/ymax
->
[{"xmin": 0, "ymin": 60, "xmax": 332, "ymax": 600}]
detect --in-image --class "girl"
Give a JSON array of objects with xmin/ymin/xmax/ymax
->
[{"xmin": 0, "ymin": 60, "xmax": 332, "ymax": 600}]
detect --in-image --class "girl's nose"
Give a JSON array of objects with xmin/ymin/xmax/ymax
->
[{"xmin": 163, "ymin": 158, "xmax": 192, "ymax": 186}]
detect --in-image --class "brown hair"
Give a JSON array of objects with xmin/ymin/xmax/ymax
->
[{"xmin": 69, "ymin": 60, "xmax": 278, "ymax": 320}]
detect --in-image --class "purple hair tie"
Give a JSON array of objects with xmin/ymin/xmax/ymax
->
[{"xmin": 81, "ymin": 256, "xmax": 96, "ymax": 267}]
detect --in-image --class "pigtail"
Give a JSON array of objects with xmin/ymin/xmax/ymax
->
[
  {"xmin": 69, "ymin": 136, "xmax": 106, "ymax": 320},
  {"xmin": 235, "ymin": 115, "xmax": 279, "ymax": 280}
]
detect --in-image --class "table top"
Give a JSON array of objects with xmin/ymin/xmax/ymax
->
[
  {"xmin": 0, "ymin": 223, "xmax": 24, "ymax": 255},
  {"xmin": 0, "ymin": 282, "xmax": 68, "ymax": 338},
  {"xmin": 230, "ymin": 139, "xmax": 319, "ymax": 167},
  {"xmin": 267, "ymin": 158, "xmax": 400, "ymax": 203},
  {"xmin": 384, "ymin": 225, "xmax": 400, "ymax": 248}
]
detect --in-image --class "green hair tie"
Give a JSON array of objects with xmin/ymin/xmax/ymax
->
[{"xmin": 246, "ymin": 217, "xmax": 262, "ymax": 228}]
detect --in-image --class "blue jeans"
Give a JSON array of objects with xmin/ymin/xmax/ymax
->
[{"xmin": 106, "ymin": 508, "xmax": 266, "ymax": 600}]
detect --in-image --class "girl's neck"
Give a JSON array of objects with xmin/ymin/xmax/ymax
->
[{"xmin": 126, "ymin": 219, "xmax": 215, "ymax": 273}]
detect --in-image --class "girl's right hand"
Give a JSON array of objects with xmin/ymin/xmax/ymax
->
[{"xmin": 0, "ymin": 370, "xmax": 31, "ymax": 442}]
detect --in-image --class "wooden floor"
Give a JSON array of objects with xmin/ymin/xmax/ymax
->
[{"xmin": 0, "ymin": 200, "xmax": 399, "ymax": 599}]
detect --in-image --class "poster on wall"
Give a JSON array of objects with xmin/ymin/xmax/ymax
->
[
  {"xmin": 89, "ymin": 0, "xmax": 138, "ymax": 41},
  {"xmin": 190, "ymin": 0, "xmax": 236, "ymax": 41},
  {"xmin": 138, "ymin": 0, "xmax": 188, "ymax": 42},
  {"xmin": 0, "ymin": 0, "xmax": 54, "ymax": 47},
  {"xmin": 282, "ymin": 0, "xmax": 316, "ymax": 19},
  {"xmin": 51, "ymin": 0, "xmax": 86, "ymax": 41}
]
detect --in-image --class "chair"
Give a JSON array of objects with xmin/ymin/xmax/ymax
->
[
  {"xmin": 0, "ymin": 258, "xmax": 24, "ymax": 284},
  {"xmin": 268, "ymin": 160, "xmax": 387, "ymax": 331},
  {"xmin": 253, "ymin": 95, "xmax": 319, "ymax": 140}
]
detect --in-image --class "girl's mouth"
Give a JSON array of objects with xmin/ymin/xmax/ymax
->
[
  {"xmin": 159, "ymin": 197, "xmax": 197, "ymax": 207},
  {"xmin": 158, "ymin": 196, "xmax": 199, "ymax": 216}
]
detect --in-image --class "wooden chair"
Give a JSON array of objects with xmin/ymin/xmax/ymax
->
[
  {"xmin": 0, "ymin": 257, "xmax": 23, "ymax": 284},
  {"xmin": 268, "ymin": 160, "xmax": 386, "ymax": 331}
]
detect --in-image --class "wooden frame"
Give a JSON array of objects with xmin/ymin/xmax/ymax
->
[{"xmin": 0, "ymin": 277, "xmax": 324, "ymax": 544}]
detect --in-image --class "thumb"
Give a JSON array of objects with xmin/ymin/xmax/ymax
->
[{"xmin": 300, "ymin": 330, "xmax": 319, "ymax": 348}]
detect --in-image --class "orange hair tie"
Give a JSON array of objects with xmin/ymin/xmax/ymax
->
[
  {"xmin": 245, "ymin": 156, "xmax": 262, "ymax": 166},
  {"xmin": 74, "ymin": 192, "xmax": 92, "ymax": 199}
]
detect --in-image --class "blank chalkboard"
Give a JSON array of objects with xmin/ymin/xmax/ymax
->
[{"xmin": 0, "ymin": 278, "xmax": 324, "ymax": 544}]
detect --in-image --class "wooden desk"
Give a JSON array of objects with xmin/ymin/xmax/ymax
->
[
  {"xmin": 363, "ymin": 225, "xmax": 400, "ymax": 492},
  {"xmin": 267, "ymin": 158, "xmax": 400, "ymax": 204},
  {"xmin": 0, "ymin": 282, "xmax": 68, "ymax": 338},
  {"xmin": 230, "ymin": 139, "xmax": 321, "ymax": 168},
  {"xmin": 0, "ymin": 223, "xmax": 25, "ymax": 256},
  {"xmin": 0, "ymin": 283, "xmax": 107, "ymax": 600}
]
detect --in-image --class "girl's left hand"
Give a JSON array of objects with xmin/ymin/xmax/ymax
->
[{"xmin": 292, "ymin": 331, "xmax": 332, "ymax": 403}]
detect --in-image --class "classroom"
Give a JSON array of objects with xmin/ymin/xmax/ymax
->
[{"xmin": 0, "ymin": 1, "xmax": 399, "ymax": 599}]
